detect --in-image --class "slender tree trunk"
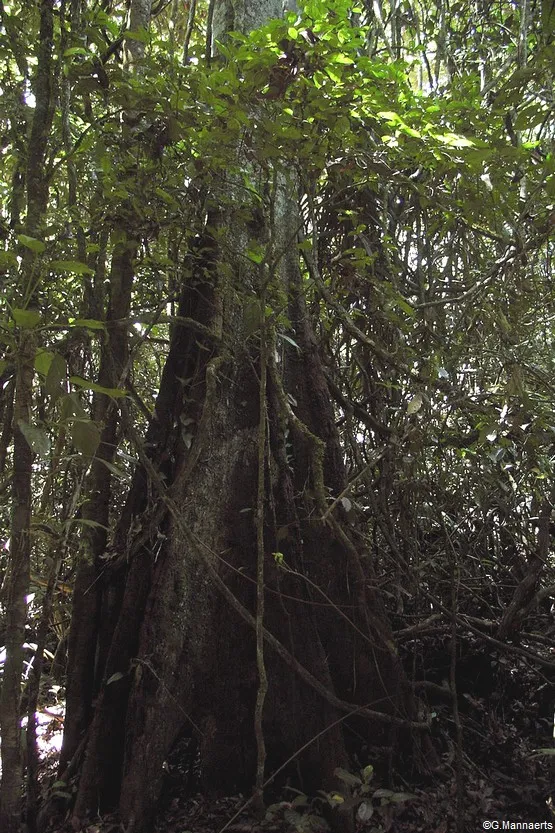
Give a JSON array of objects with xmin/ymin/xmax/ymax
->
[
  {"xmin": 0, "ymin": 3, "xmax": 55, "ymax": 830},
  {"xmin": 59, "ymin": 0, "xmax": 152, "ymax": 776},
  {"xmin": 0, "ymin": 331, "xmax": 35, "ymax": 833},
  {"xmin": 59, "ymin": 242, "xmax": 135, "ymax": 775}
]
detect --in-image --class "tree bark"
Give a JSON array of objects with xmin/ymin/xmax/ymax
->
[
  {"xmin": 59, "ymin": 241, "xmax": 135, "ymax": 776},
  {"xmin": 62, "ymin": 3, "xmax": 435, "ymax": 831},
  {"xmin": 0, "ymin": 331, "xmax": 35, "ymax": 833},
  {"xmin": 60, "ymin": 0, "xmax": 152, "ymax": 776},
  {"xmin": 0, "ymin": 2, "xmax": 55, "ymax": 830}
]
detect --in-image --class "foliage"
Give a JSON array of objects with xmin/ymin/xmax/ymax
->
[
  {"xmin": 0, "ymin": 0, "xmax": 553, "ymax": 827},
  {"xmin": 265, "ymin": 763, "xmax": 417, "ymax": 831}
]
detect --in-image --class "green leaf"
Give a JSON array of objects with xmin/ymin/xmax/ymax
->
[
  {"xmin": 334, "ymin": 115, "xmax": 351, "ymax": 135},
  {"xmin": 361, "ymin": 764, "xmax": 374, "ymax": 783},
  {"xmin": 71, "ymin": 419, "xmax": 101, "ymax": 457},
  {"xmin": 324, "ymin": 66, "xmax": 342, "ymax": 83},
  {"xmin": 334, "ymin": 767, "xmax": 362, "ymax": 787},
  {"xmin": 12, "ymin": 308, "xmax": 41, "ymax": 329},
  {"xmin": 246, "ymin": 243, "xmax": 265, "ymax": 264},
  {"xmin": 395, "ymin": 296, "xmax": 415, "ymax": 316},
  {"xmin": 70, "ymin": 376, "xmax": 127, "ymax": 398},
  {"xmin": 357, "ymin": 802, "xmax": 373, "ymax": 822},
  {"xmin": 35, "ymin": 349, "xmax": 55, "ymax": 377},
  {"xmin": 17, "ymin": 234, "xmax": 45, "ymax": 253},
  {"xmin": 377, "ymin": 111, "xmax": 402, "ymax": 124},
  {"xmin": 45, "ymin": 353, "xmax": 67, "ymax": 401},
  {"xmin": 97, "ymin": 458, "xmax": 131, "ymax": 480},
  {"xmin": 433, "ymin": 131, "xmax": 474, "ymax": 148},
  {"xmin": 372, "ymin": 788, "xmax": 394, "ymax": 799},
  {"xmin": 50, "ymin": 260, "xmax": 94, "ymax": 276},
  {"xmin": 107, "ymin": 671, "xmax": 125, "ymax": 684},
  {"xmin": 277, "ymin": 332, "xmax": 300, "ymax": 350},
  {"xmin": 329, "ymin": 52, "xmax": 353, "ymax": 64},
  {"xmin": 328, "ymin": 793, "xmax": 345, "ymax": 805},
  {"xmin": 514, "ymin": 103, "xmax": 549, "ymax": 131},
  {"xmin": 18, "ymin": 421, "xmax": 51, "ymax": 457},
  {"xmin": 60, "ymin": 392, "xmax": 87, "ymax": 421},
  {"xmin": 400, "ymin": 124, "xmax": 421, "ymax": 139},
  {"xmin": 155, "ymin": 187, "xmax": 178, "ymax": 206},
  {"xmin": 63, "ymin": 47, "xmax": 89, "ymax": 57},
  {"xmin": 291, "ymin": 794, "xmax": 309, "ymax": 808},
  {"xmin": 70, "ymin": 318, "xmax": 106, "ymax": 331},
  {"xmin": 390, "ymin": 791, "xmax": 417, "ymax": 803}
]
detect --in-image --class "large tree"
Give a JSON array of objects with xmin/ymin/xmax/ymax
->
[
  {"xmin": 0, "ymin": 0, "xmax": 553, "ymax": 831},
  {"xmin": 59, "ymin": 0, "xmax": 434, "ymax": 829}
]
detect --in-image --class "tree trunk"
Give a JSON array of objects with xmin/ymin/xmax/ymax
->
[
  {"xmin": 0, "ymin": 2, "xmax": 55, "ymax": 829},
  {"xmin": 59, "ymin": 241, "xmax": 135, "ymax": 776},
  {"xmin": 0, "ymin": 331, "xmax": 35, "ymax": 833},
  {"xmin": 62, "ymin": 3, "xmax": 435, "ymax": 831},
  {"xmin": 60, "ymin": 0, "xmax": 152, "ymax": 776}
]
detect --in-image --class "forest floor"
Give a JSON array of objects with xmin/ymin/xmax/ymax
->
[
  {"xmin": 34, "ymin": 645, "xmax": 555, "ymax": 833},
  {"xmin": 36, "ymin": 740, "xmax": 554, "ymax": 833},
  {"xmin": 150, "ymin": 762, "xmax": 553, "ymax": 833}
]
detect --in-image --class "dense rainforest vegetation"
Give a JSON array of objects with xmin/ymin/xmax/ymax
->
[{"xmin": 0, "ymin": 0, "xmax": 554, "ymax": 831}]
